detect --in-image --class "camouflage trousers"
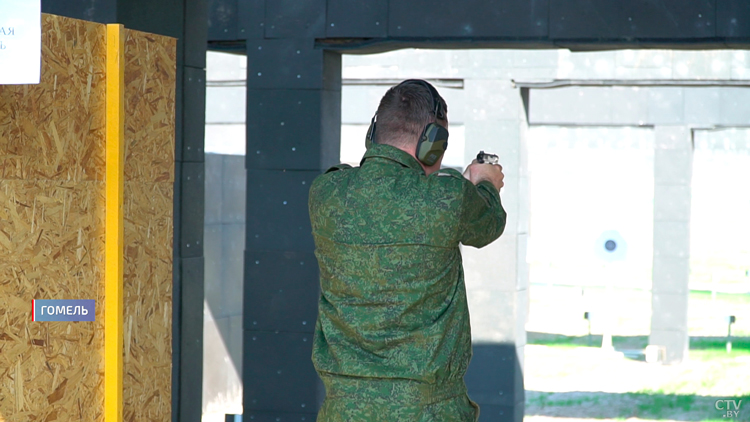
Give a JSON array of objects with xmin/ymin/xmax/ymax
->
[{"xmin": 316, "ymin": 375, "xmax": 480, "ymax": 422}]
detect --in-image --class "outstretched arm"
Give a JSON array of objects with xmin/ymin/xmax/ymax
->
[{"xmin": 458, "ymin": 160, "xmax": 507, "ymax": 248}]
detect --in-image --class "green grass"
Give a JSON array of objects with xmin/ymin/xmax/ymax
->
[
  {"xmin": 528, "ymin": 332, "xmax": 750, "ymax": 357},
  {"xmin": 529, "ymin": 392, "xmax": 602, "ymax": 408},
  {"xmin": 690, "ymin": 290, "xmax": 750, "ymax": 304},
  {"xmin": 626, "ymin": 392, "xmax": 695, "ymax": 417},
  {"xmin": 527, "ymin": 332, "xmax": 651, "ymax": 348},
  {"xmin": 691, "ymin": 337, "xmax": 750, "ymax": 351},
  {"xmin": 528, "ymin": 390, "xmax": 750, "ymax": 420},
  {"xmin": 530, "ymin": 391, "xmax": 697, "ymax": 413},
  {"xmin": 526, "ymin": 332, "xmax": 595, "ymax": 347},
  {"xmin": 526, "ymin": 285, "xmax": 750, "ymax": 420}
]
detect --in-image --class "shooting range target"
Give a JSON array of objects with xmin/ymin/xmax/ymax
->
[{"xmin": 595, "ymin": 230, "xmax": 627, "ymax": 262}]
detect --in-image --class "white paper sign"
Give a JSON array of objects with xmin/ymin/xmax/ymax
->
[{"xmin": 0, "ymin": 0, "xmax": 41, "ymax": 84}]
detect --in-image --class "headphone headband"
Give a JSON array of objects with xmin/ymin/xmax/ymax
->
[
  {"xmin": 396, "ymin": 79, "xmax": 445, "ymax": 120},
  {"xmin": 366, "ymin": 79, "xmax": 449, "ymax": 167}
]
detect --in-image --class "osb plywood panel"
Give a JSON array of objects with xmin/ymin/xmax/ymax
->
[
  {"xmin": 0, "ymin": 14, "xmax": 107, "ymax": 182},
  {"xmin": 122, "ymin": 182, "xmax": 173, "ymax": 422},
  {"xmin": 122, "ymin": 28, "xmax": 176, "ymax": 422},
  {"xmin": 0, "ymin": 15, "xmax": 107, "ymax": 422},
  {"xmin": 0, "ymin": 181, "xmax": 106, "ymax": 422},
  {"xmin": 123, "ymin": 29, "xmax": 176, "ymax": 183}
]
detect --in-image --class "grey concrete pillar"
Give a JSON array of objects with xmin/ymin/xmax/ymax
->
[
  {"xmin": 649, "ymin": 126, "xmax": 693, "ymax": 364},
  {"xmin": 462, "ymin": 79, "xmax": 529, "ymax": 422}
]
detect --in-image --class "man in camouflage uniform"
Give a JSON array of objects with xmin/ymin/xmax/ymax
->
[{"xmin": 309, "ymin": 80, "xmax": 506, "ymax": 421}]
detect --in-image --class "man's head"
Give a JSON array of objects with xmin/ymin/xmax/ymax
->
[{"xmin": 371, "ymin": 80, "xmax": 448, "ymax": 171}]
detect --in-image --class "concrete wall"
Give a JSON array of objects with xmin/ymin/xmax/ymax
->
[
  {"xmin": 691, "ymin": 129, "xmax": 750, "ymax": 291},
  {"xmin": 529, "ymin": 86, "xmax": 750, "ymax": 126}
]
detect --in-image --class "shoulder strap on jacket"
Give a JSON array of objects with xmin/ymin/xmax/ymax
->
[
  {"xmin": 325, "ymin": 163, "xmax": 353, "ymax": 174},
  {"xmin": 433, "ymin": 168, "xmax": 464, "ymax": 179}
]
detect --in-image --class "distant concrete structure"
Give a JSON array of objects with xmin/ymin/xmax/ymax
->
[
  {"xmin": 526, "ymin": 84, "xmax": 748, "ymax": 363},
  {"xmin": 340, "ymin": 48, "xmax": 750, "ymax": 373},
  {"xmin": 651, "ymin": 127, "xmax": 692, "ymax": 364}
]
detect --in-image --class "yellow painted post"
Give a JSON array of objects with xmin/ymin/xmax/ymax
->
[{"xmin": 105, "ymin": 23, "xmax": 125, "ymax": 422}]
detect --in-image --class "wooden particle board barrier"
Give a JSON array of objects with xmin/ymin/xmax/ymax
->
[
  {"xmin": 0, "ymin": 15, "xmax": 107, "ymax": 422},
  {"xmin": 0, "ymin": 14, "xmax": 176, "ymax": 422},
  {"xmin": 121, "ymin": 27, "xmax": 176, "ymax": 422}
]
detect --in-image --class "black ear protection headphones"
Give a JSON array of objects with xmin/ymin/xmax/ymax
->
[{"xmin": 365, "ymin": 79, "xmax": 449, "ymax": 167}]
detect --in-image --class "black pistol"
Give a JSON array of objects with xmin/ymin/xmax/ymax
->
[{"xmin": 476, "ymin": 151, "xmax": 499, "ymax": 165}]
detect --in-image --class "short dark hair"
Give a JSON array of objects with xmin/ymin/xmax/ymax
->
[{"xmin": 373, "ymin": 80, "xmax": 447, "ymax": 148}]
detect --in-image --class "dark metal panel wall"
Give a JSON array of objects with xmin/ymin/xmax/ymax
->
[
  {"xmin": 243, "ymin": 331, "xmax": 321, "ymax": 410},
  {"xmin": 326, "ymin": 0, "xmax": 389, "ymax": 38},
  {"xmin": 466, "ymin": 345, "xmax": 526, "ymax": 422},
  {"xmin": 244, "ymin": 250, "xmax": 319, "ymax": 331},
  {"xmin": 244, "ymin": 170, "xmax": 317, "ymax": 251},
  {"xmin": 246, "ymin": 40, "xmax": 341, "ymax": 90},
  {"xmin": 246, "ymin": 91, "xmax": 338, "ymax": 170},
  {"xmin": 174, "ymin": 7, "xmax": 208, "ymax": 419},
  {"xmin": 549, "ymin": 0, "xmax": 715, "ymax": 40},
  {"xmin": 718, "ymin": 0, "xmax": 750, "ymax": 38},
  {"xmin": 116, "ymin": 0, "xmax": 185, "ymax": 42},
  {"xmin": 211, "ymin": 1, "xmax": 750, "ymax": 54},
  {"xmin": 41, "ymin": 0, "xmax": 117, "ymax": 23},
  {"xmin": 208, "ymin": 0, "xmax": 239, "ymax": 41},
  {"xmin": 389, "ymin": 0, "xmax": 548, "ymax": 38},
  {"xmin": 243, "ymin": 36, "xmax": 341, "ymax": 418},
  {"xmin": 238, "ymin": 0, "xmax": 266, "ymax": 39},
  {"xmin": 265, "ymin": 0, "xmax": 326, "ymax": 38}
]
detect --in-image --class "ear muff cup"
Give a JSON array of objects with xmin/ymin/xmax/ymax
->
[{"xmin": 415, "ymin": 123, "xmax": 449, "ymax": 167}]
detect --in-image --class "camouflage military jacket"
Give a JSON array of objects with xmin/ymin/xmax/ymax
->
[{"xmin": 309, "ymin": 143, "xmax": 506, "ymax": 421}]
